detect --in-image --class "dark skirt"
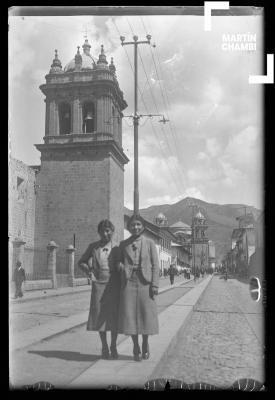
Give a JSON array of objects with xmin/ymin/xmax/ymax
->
[
  {"xmin": 87, "ymin": 275, "xmax": 120, "ymax": 332},
  {"xmin": 118, "ymin": 270, "xmax": 159, "ymax": 335}
]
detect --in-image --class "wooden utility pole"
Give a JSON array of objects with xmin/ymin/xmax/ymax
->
[
  {"xmin": 120, "ymin": 34, "xmax": 151, "ymax": 214},
  {"xmin": 120, "ymin": 35, "xmax": 168, "ymax": 214}
]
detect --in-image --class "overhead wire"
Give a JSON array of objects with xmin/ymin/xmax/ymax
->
[
  {"xmin": 126, "ymin": 17, "xmax": 186, "ymax": 194},
  {"xmin": 112, "ymin": 17, "xmax": 183, "ymax": 198},
  {"xmin": 125, "ymin": 17, "xmax": 186, "ymax": 195},
  {"xmin": 140, "ymin": 16, "xmax": 187, "ymax": 188}
]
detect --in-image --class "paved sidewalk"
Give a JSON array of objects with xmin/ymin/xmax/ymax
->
[
  {"xmin": 9, "ymin": 274, "xmax": 191, "ymax": 304},
  {"xmin": 69, "ymin": 276, "xmax": 212, "ymax": 389},
  {"xmin": 9, "ymin": 283, "xmax": 91, "ymax": 304},
  {"xmin": 11, "ymin": 275, "xmax": 195, "ymax": 351}
]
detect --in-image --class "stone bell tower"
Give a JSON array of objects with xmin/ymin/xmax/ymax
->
[
  {"xmin": 34, "ymin": 39, "xmax": 129, "ymax": 272},
  {"xmin": 192, "ymin": 210, "xmax": 209, "ymax": 271}
]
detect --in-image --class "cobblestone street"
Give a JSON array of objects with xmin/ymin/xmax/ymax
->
[{"xmin": 151, "ymin": 275, "xmax": 264, "ymax": 388}]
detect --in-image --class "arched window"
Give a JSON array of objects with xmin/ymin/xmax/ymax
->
[
  {"xmin": 59, "ymin": 103, "xmax": 71, "ymax": 135},
  {"xmin": 82, "ymin": 102, "xmax": 95, "ymax": 133}
]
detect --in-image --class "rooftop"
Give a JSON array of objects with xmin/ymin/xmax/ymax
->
[{"xmin": 170, "ymin": 221, "xmax": 191, "ymax": 229}]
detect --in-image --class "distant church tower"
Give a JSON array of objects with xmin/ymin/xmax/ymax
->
[
  {"xmin": 34, "ymin": 39, "xmax": 129, "ymax": 272},
  {"xmin": 192, "ymin": 210, "xmax": 209, "ymax": 270}
]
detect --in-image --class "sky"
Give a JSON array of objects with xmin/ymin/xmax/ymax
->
[{"xmin": 9, "ymin": 9, "xmax": 264, "ymax": 210}]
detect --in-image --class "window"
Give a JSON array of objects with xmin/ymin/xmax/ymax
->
[
  {"xmin": 59, "ymin": 103, "xmax": 71, "ymax": 135},
  {"xmin": 17, "ymin": 177, "xmax": 25, "ymax": 202},
  {"xmin": 82, "ymin": 102, "xmax": 95, "ymax": 133}
]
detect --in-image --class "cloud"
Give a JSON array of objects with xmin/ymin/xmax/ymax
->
[
  {"xmin": 219, "ymin": 160, "xmax": 245, "ymax": 187},
  {"xmin": 184, "ymin": 187, "xmax": 205, "ymax": 200},
  {"xmin": 197, "ymin": 152, "xmax": 210, "ymax": 161},
  {"xmin": 9, "ymin": 13, "xmax": 263, "ymax": 209},
  {"xmin": 222, "ymin": 125, "xmax": 261, "ymax": 171},
  {"xmin": 144, "ymin": 194, "xmax": 184, "ymax": 207},
  {"xmin": 206, "ymin": 138, "xmax": 222, "ymax": 158}
]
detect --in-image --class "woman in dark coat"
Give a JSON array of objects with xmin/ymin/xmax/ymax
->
[
  {"xmin": 117, "ymin": 214, "xmax": 159, "ymax": 361},
  {"xmin": 78, "ymin": 220, "xmax": 120, "ymax": 359}
]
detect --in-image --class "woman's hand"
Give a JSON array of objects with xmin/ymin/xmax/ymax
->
[
  {"xmin": 117, "ymin": 262, "xmax": 125, "ymax": 272},
  {"xmin": 79, "ymin": 263, "xmax": 91, "ymax": 277},
  {"xmin": 150, "ymin": 285, "xmax": 158, "ymax": 300},
  {"xmin": 87, "ymin": 257, "xmax": 93, "ymax": 269}
]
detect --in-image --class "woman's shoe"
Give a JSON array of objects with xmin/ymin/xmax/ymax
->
[
  {"xmin": 142, "ymin": 344, "xmax": 150, "ymax": 360},
  {"xmin": 133, "ymin": 345, "xmax": 142, "ymax": 362},
  {"xmin": 142, "ymin": 351, "xmax": 150, "ymax": 360},
  {"xmin": 101, "ymin": 347, "xmax": 110, "ymax": 360},
  {"xmin": 110, "ymin": 346, "xmax": 119, "ymax": 360},
  {"xmin": 133, "ymin": 352, "xmax": 142, "ymax": 362}
]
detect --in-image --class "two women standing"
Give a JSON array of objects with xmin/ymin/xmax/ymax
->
[{"xmin": 78, "ymin": 214, "xmax": 160, "ymax": 362}]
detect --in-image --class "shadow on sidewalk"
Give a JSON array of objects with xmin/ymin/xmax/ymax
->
[{"xmin": 28, "ymin": 350, "xmax": 133, "ymax": 362}]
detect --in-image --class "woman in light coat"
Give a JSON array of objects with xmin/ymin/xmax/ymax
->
[
  {"xmin": 117, "ymin": 214, "xmax": 160, "ymax": 361},
  {"xmin": 78, "ymin": 220, "xmax": 120, "ymax": 359}
]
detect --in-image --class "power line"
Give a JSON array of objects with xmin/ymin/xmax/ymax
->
[
  {"xmin": 136, "ymin": 49, "xmax": 186, "ymax": 193},
  {"xmin": 112, "ymin": 17, "xmax": 184, "ymax": 199},
  {"xmin": 139, "ymin": 16, "xmax": 187, "ymax": 189},
  {"xmin": 143, "ymin": 16, "xmax": 185, "ymax": 165},
  {"xmin": 125, "ymin": 17, "xmax": 186, "ymax": 194}
]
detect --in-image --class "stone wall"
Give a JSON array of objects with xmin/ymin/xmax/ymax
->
[
  {"xmin": 34, "ymin": 150, "xmax": 124, "ymax": 273},
  {"xmin": 8, "ymin": 157, "xmax": 38, "ymax": 277}
]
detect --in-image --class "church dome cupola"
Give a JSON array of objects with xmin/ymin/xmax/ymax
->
[
  {"xmin": 195, "ymin": 210, "xmax": 205, "ymax": 220},
  {"xmin": 82, "ymin": 38, "xmax": 91, "ymax": 55},
  {"xmin": 49, "ymin": 49, "xmax": 63, "ymax": 74},
  {"xmin": 74, "ymin": 46, "xmax": 82, "ymax": 71},
  {"xmin": 64, "ymin": 37, "xmax": 96, "ymax": 72},
  {"xmin": 97, "ymin": 45, "xmax": 108, "ymax": 67},
  {"xmin": 155, "ymin": 212, "xmax": 168, "ymax": 226}
]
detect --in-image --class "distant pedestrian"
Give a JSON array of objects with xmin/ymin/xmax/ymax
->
[
  {"xmin": 78, "ymin": 219, "xmax": 120, "ymax": 360},
  {"xmin": 168, "ymin": 264, "xmax": 176, "ymax": 285},
  {"xmin": 195, "ymin": 267, "xmax": 200, "ymax": 281},
  {"xmin": 224, "ymin": 268, "xmax": 228, "ymax": 281},
  {"xmin": 13, "ymin": 261, "xmax": 26, "ymax": 298}
]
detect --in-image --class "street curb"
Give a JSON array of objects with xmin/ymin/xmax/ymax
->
[
  {"xmin": 150, "ymin": 275, "xmax": 214, "ymax": 380},
  {"xmin": 11, "ymin": 277, "xmax": 195, "ymax": 352},
  {"xmin": 10, "ymin": 276, "xmax": 194, "ymax": 304},
  {"xmin": 69, "ymin": 276, "xmax": 212, "ymax": 389},
  {"xmin": 9, "ymin": 285, "xmax": 92, "ymax": 304}
]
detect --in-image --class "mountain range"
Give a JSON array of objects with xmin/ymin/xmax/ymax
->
[{"xmin": 124, "ymin": 197, "xmax": 262, "ymax": 263}]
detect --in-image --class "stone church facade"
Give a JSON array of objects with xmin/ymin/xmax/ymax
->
[
  {"xmin": 9, "ymin": 39, "xmax": 129, "ymax": 288},
  {"xmin": 191, "ymin": 211, "xmax": 209, "ymax": 271}
]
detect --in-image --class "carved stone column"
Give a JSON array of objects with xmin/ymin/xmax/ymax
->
[
  {"xmin": 72, "ymin": 99, "xmax": 82, "ymax": 134},
  {"xmin": 66, "ymin": 244, "xmax": 76, "ymax": 287},
  {"xmin": 47, "ymin": 241, "xmax": 58, "ymax": 289}
]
